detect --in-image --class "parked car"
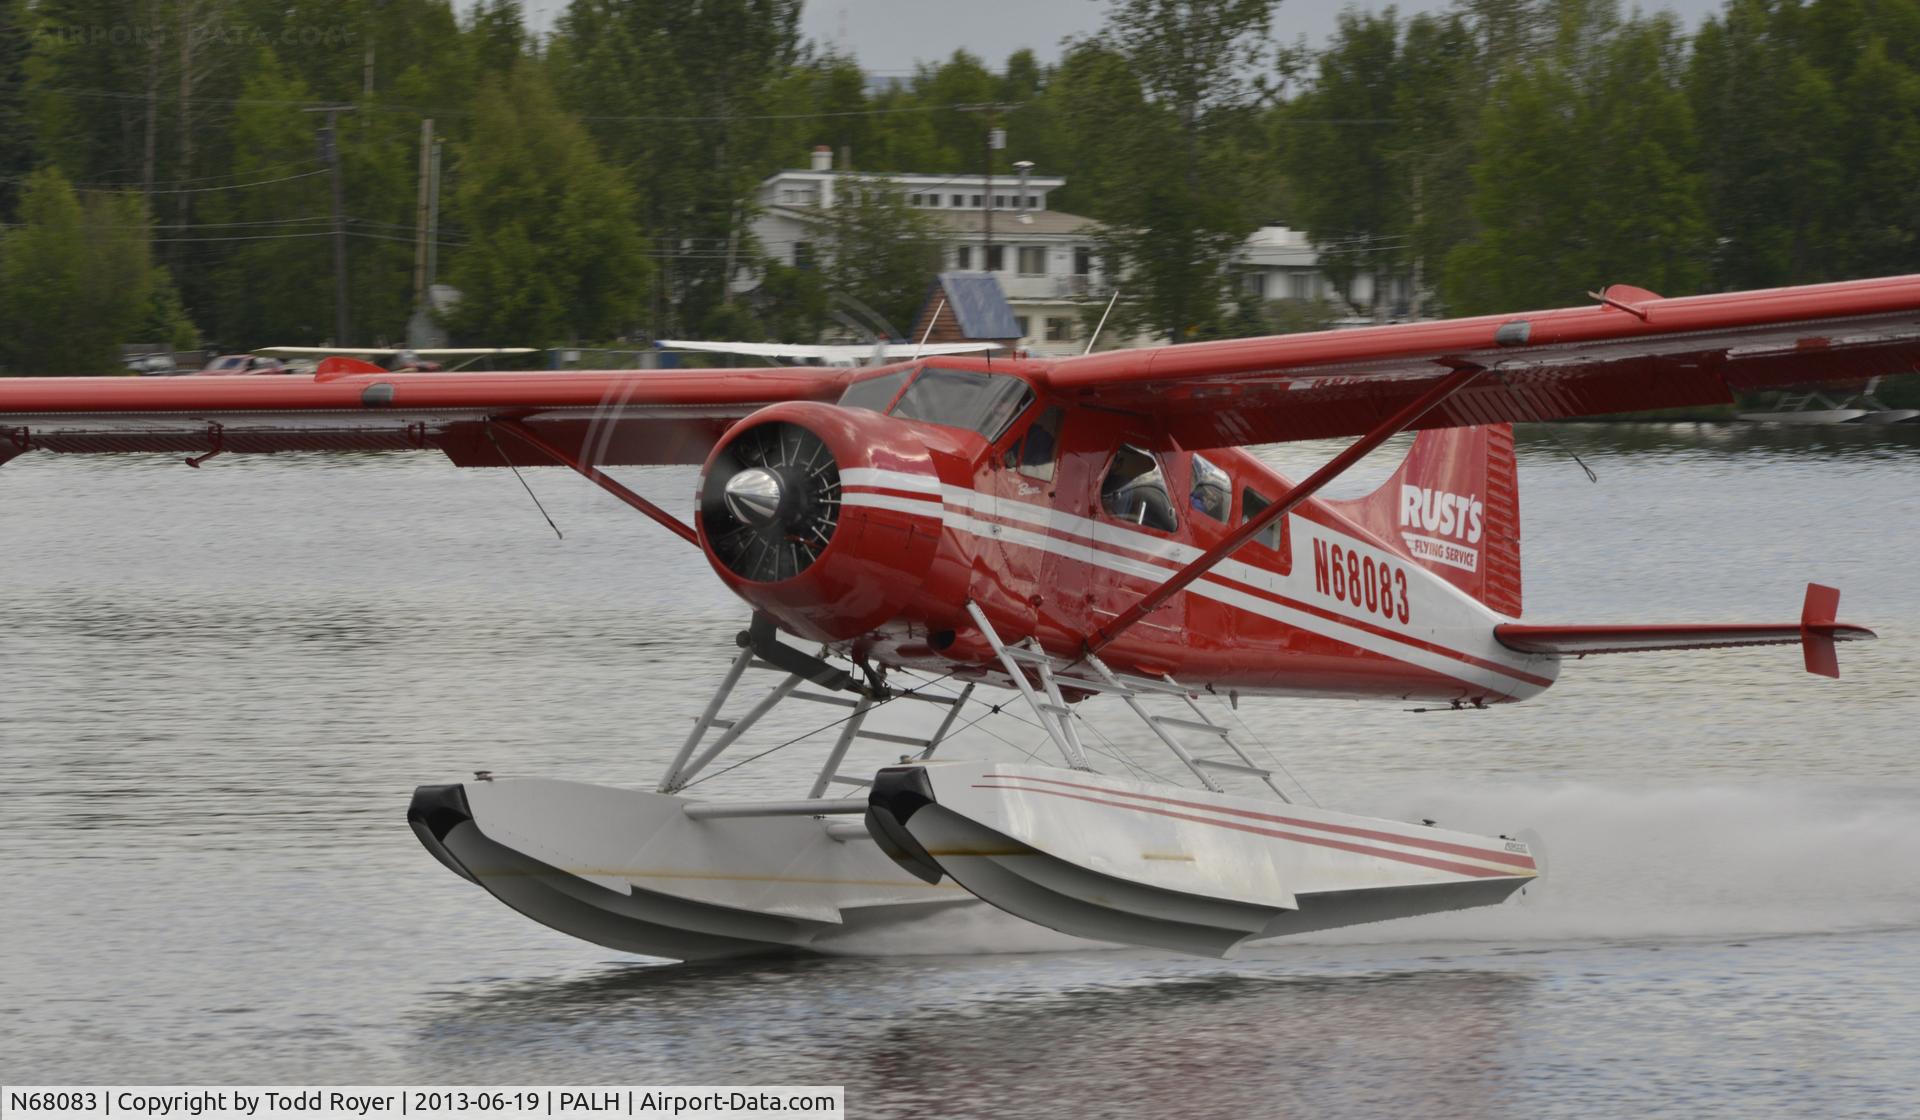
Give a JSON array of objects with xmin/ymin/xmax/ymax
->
[
  {"xmin": 193, "ymin": 354, "xmax": 291, "ymax": 376},
  {"xmin": 126, "ymin": 352, "xmax": 180, "ymax": 376}
]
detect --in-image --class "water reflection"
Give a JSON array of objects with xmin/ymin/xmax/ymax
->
[
  {"xmin": 414, "ymin": 954, "xmax": 1539, "ymax": 1118},
  {"xmin": 1521, "ymin": 420, "xmax": 1920, "ymax": 461}
]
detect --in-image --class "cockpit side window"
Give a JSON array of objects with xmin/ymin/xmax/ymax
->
[
  {"xmin": 890, "ymin": 367, "xmax": 1033, "ymax": 440},
  {"xmin": 1014, "ymin": 406, "xmax": 1064, "ymax": 481},
  {"xmin": 1189, "ymin": 454, "xmax": 1230, "ymax": 522},
  {"xmin": 837, "ymin": 369, "xmax": 911, "ymax": 412},
  {"xmin": 1101, "ymin": 445, "xmax": 1178, "ymax": 533}
]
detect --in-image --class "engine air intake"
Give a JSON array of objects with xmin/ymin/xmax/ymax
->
[{"xmin": 702, "ymin": 421, "xmax": 841, "ymax": 583}]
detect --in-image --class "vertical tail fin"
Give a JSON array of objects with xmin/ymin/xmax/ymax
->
[
  {"xmin": 1801, "ymin": 582, "xmax": 1842, "ymax": 678},
  {"xmin": 1326, "ymin": 423, "xmax": 1523, "ymax": 617}
]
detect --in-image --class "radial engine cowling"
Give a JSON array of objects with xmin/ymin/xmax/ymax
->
[{"xmin": 697, "ymin": 402, "xmax": 951, "ymax": 644}]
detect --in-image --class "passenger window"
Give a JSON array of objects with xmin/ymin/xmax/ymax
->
[
  {"xmin": 1189, "ymin": 454, "xmax": 1230, "ymax": 522},
  {"xmin": 1101, "ymin": 446, "xmax": 1178, "ymax": 532},
  {"xmin": 1240, "ymin": 489, "xmax": 1286, "ymax": 551},
  {"xmin": 1015, "ymin": 406, "xmax": 1063, "ymax": 481},
  {"xmin": 838, "ymin": 370, "xmax": 910, "ymax": 412}
]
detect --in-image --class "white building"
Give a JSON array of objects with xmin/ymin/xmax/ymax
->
[
  {"xmin": 748, "ymin": 149, "xmax": 1422, "ymax": 350},
  {"xmin": 749, "ymin": 147, "xmax": 1111, "ymax": 355},
  {"xmin": 1236, "ymin": 224, "xmax": 1421, "ymax": 322}
]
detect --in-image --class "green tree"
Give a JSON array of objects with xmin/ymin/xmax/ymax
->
[
  {"xmin": 818, "ymin": 180, "xmax": 943, "ymax": 336},
  {"xmin": 443, "ymin": 63, "xmax": 649, "ymax": 345},
  {"xmin": 1688, "ymin": 0, "xmax": 1839, "ymax": 288},
  {"xmin": 196, "ymin": 60, "xmax": 340, "ymax": 346},
  {"xmin": 1835, "ymin": 36, "xmax": 1920, "ymax": 278},
  {"xmin": 550, "ymin": 0, "xmax": 802, "ymax": 338},
  {"xmin": 0, "ymin": 168, "xmax": 179, "ymax": 373},
  {"xmin": 747, "ymin": 259, "xmax": 829, "ymax": 342},
  {"xmin": 0, "ymin": 0, "xmax": 34, "ymax": 218},
  {"xmin": 465, "ymin": 0, "xmax": 526, "ymax": 80},
  {"xmin": 1443, "ymin": 14, "xmax": 1708, "ymax": 313},
  {"xmin": 1284, "ymin": 11, "xmax": 1410, "ymax": 314},
  {"xmin": 1065, "ymin": 0, "xmax": 1279, "ymax": 342},
  {"xmin": 30, "ymin": 0, "xmax": 163, "ymax": 188}
]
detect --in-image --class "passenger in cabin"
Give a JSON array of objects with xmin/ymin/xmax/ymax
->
[{"xmin": 1102, "ymin": 445, "xmax": 1178, "ymax": 531}]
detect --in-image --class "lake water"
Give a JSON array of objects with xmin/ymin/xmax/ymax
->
[{"xmin": 3, "ymin": 424, "xmax": 1918, "ymax": 1118}]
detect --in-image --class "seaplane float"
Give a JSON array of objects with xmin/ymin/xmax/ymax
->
[{"xmin": 2, "ymin": 275, "xmax": 1907, "ymax": 959}]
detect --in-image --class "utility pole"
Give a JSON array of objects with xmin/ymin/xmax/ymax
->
[
  {"xmin": 426, "ymin": 138, "xmax": 443, "ymax": 297},
  {"xmin": 984, "ymin": 125, "xmax": 1005, "ymax": 273},
  {"xmin": 306, "ymin": 105, "xmax": 355, "ymax": 346},
  {"xmin": 412, "ymin": 118, "xmax": 435, "ymax": 314}
]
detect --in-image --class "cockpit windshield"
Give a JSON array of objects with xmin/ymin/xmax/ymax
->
[
  {"xmin": 837, "ymin": 369, "xmax": 911, "ymax": 412},
  {"xmin": 887, "ymin": 367, "xmax": 1033, "ymax": 441}
]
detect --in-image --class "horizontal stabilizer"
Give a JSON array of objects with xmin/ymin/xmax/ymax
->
[{"xmin": 1494, "ymin": 583, "xmax": 1873, "ymax": 678}]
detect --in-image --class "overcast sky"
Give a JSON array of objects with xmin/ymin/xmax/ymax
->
[{"xmin": 510, "ymin": 0, "xmax": 1728, "ymax": 73}]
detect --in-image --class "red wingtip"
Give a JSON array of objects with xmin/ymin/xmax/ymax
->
[
  {"xmin": 314, "ymin": 356, "xmax": 386, "ymax": 381},
  {"xmin": 1801, "ymin": 582, "xmax": 1842, "ymax": 678}
]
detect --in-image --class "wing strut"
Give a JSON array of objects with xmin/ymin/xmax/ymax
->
[
  {"xmin": 493, "ymin": 419, "xmax": 700, "ymax": 546},
  {"xmin": 1086, "ymin": 361, "xmax": 1488, "ymax": 654}
]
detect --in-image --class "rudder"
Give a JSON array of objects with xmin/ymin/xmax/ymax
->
[{"xmin": 1325, "ymin": 423, "xmax": 1522, "ymax": 617}]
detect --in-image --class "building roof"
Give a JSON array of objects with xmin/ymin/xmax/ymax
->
[
  {"xmin": 763, "ymin": 169, "xmax": 1067, "ymax": 190},
  {"xmin": 923, "ymin": 209, "xmax": 1102, "ymax": 238},
  {"xmin": 932, "ymin": 272, "xmax": 1022, "ymax": 340},
  {"xmin": 759, "ymin": 205, "xmax": 1103, "ymax": 241}
]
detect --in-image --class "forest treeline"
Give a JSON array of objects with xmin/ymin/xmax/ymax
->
[{"xmin": 3, "ymin": 0, "xmax": 1920, "ymax": 372}]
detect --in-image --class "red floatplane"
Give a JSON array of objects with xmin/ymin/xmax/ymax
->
[{"xmin": 1, "ymin": 276, "xmax": 1906, "ymax": 958}]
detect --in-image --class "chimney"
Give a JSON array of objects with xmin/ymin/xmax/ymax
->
[{"xmin": 810, "ymin": 145, "xmax": 833, "ymax": 172}]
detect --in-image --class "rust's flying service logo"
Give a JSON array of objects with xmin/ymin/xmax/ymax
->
[{"xmin": 1399, "ymin": 485, "xmax": 1483, "ymax": 573}]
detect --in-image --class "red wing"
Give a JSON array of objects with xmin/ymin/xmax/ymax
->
[
  {"xmin": 0, "ymin": 367, "xmax": 852, "ymax": 467},
  {"xmin": 1046, "ymin": 275, "xmax": 1920, "ymax": 446}
]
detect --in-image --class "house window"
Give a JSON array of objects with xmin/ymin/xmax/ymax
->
[
  {"xmin": 1024, "ymin": 195, "xmax": 1039, "ymax": 209},
  {"xmin": 1014, "ymin": 315, "xmax": 1030, "ymax": 338},
  {"xmin": 1017, "ymin": 246, "xmax": 1046, "ymax": 275},
  {"xmin": 1045, "ymin": 316, "xmax": 1073, "ymax": 342},
  {"xmin": 955, "ymin": 245, "xmax": 972, "ymax": 269},
  {"xmin": 1288, "ymin": 272, "xmax": 1310, "ymax": 300},
  {"xmin": 1073, "ymin": 247, "xmax": 1092, "ymax": 276},
  {"xmin": 951, "ymin": 194, "xmax": 965, "ymax": 207},
  {"xmin": 1243, "ymin": 273, "xmax": 1266, "ymax": 297},
  {"xmin": 993, "ymin": 194, "xmax": 1007, "ymax": 208},
  {"xmin": 970, "ymin": 194, "xmax": 983, "ymax": 207},
  {"xmin": 985, "ymin": 245, "xmax": 1005, "ymax": 272},
  {"xmin": 794, "ymin": 242, "xmax": 815, "ymax": 270}
]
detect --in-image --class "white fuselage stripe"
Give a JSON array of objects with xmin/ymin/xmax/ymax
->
[{"xmin": 839, "ymin": 468, "xmax": 1549, "ymax": 695}]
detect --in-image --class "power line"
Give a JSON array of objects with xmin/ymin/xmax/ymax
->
[
  {"xmin": 81, "ymin": 159, "xmax": 326, "ymax": 190},
  {"xmin": 0, "ymin": 168, "xmax": 333, "ymax": 194},
  {"xmin": 39, "ymin": 86, "xmax": 1027, "ymax": 123}
]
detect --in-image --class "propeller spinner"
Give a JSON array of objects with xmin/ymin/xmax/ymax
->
[{"xmin": 701, "ymin": 421, "xmax": 842, "ymax": 583}]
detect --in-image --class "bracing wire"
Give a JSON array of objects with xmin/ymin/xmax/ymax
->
[
  {"xmin": 1216, "ymin": 698, "xmax": 1321, "ymax": 807},
  {"xmin": 682, "ymin": 669, "xmax": 964, "ymax": 789},
  {"xmin": 484, "ymin": 421, "xmax": 564, "ymax": 540}
]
